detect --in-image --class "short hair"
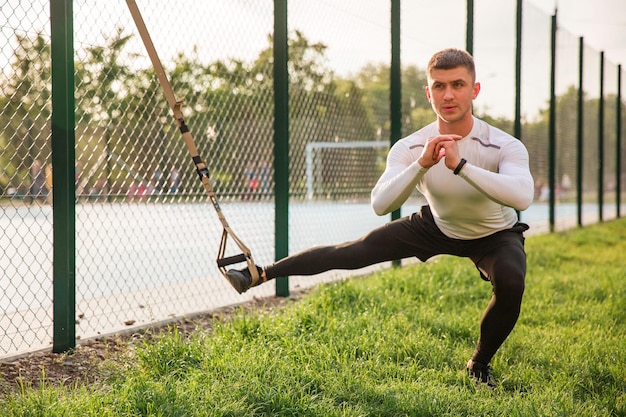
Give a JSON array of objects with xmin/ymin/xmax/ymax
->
[{"xmin": 427, "ymin": 48, "xmax": 476, "ymax": 82}]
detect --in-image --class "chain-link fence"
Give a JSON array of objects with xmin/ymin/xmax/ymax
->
[
  {"xmin": 1, "ymin": 0, "xmax": 624, "ymax": 358},
  {"xmin": 1, "ymin": 0, "xmax": 55, "ymax": 356}
]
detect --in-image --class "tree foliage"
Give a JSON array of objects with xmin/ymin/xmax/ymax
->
[
  {"xmin": 1, "ymin": 29, "xmax": 623, "ymax": 200},
  {"xmin": 0, "ymin": 33, "xmax": 51, "ymax": 190}
]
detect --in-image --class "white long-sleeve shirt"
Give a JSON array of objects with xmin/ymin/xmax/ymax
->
[{"xmin": 371, "ymin": 117, "xmax": 534, "ymax": 239}]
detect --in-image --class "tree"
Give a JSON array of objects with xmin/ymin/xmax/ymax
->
[
  {"xmin": 0, "ymin": 33, "xmax": 51, "ymax": 193},
  {"xmin": 75, "ymin": 28, "xmax": 141, "ymax": 197}
]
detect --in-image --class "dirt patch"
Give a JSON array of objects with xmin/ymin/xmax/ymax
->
[{"xmin": 0, "ymin": 293, "xmax": 305, "ymax": 395}]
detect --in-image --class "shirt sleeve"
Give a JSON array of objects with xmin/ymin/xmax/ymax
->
[
  {"xmin": 458, "ymin": 140, "xmax": 534, "ymax": 211},
  {"xmin": 370, "ymin": 142, "xmax": 428, "ymax": 216}
]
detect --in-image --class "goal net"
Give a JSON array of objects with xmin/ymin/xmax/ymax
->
[{"xmin": 305, "ymin": 141, "xmax": 389, "ymax": 200}]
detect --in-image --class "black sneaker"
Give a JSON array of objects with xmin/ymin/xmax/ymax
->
[
  {"xmin": 225, "ymin": 266, "xmax": 264, "ymax": 294},
  {"xmin": 466, "ymin": 359, "xmax": 496, "ymax": 389}
]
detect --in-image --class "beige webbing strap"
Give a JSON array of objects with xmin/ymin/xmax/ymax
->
[{"xmin": 126, "ymin": 0, "xmax": 259, "ymax": 284}]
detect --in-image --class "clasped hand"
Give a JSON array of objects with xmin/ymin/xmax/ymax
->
[{"xmin": 418, "ymin": 135, "xmax": 463, "ymax": 170}]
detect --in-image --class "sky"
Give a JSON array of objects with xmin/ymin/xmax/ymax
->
[{"xmin": 529, "ymin": 0, "xmax": 626, "ymax": 67}]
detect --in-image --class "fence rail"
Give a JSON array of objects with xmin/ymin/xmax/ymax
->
[{"xmin": 0, "ymin": 0, "xmax": 624, "ymax": 358}]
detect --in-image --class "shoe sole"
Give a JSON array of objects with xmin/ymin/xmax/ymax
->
[{"xmin": 225, "ymin": 270, "xmax": 250, "ymax": 294}]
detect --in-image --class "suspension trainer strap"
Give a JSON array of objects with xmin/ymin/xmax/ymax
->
[{"xmin": 126, "ymin": 0, "xmax": 259, "ymax": 284}]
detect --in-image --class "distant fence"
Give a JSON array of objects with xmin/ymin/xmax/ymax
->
[{"xmin": 0, "ymin": 0, "xmax": 623, "ymax": 358}]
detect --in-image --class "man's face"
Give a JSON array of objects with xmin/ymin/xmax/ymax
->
[{"xmin": 425, "ymin": 66, "xmax": 480, "ymax": 127}]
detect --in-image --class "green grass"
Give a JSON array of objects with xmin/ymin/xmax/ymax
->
[{"xmin": 3, "ymin": 219, "xmax": 626, "ymax": 416}]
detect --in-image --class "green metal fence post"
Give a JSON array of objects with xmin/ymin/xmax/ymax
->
[
  {"xmin": 514, "ymin": 0, "xmax": 522, "ymax": 142},
  {"xmin": 390, "ymin": 0, "xmax": 401, "ymax": 269},
  {"xmin": 514, "ymin": 0, "xmax": 522, "ymax": 221},
  {"xmin": 617, "ymin": 65, "xmax": 622, "ymax": 218},
  {"xmin": 50, "ymin": 0, "xmax": 76, "ymax": 353},
  {"xmin": 274, "ymin": 0, "xmax": 289, "ymax": 297},
  {"xmin": 576, "ymin": 37, "xmax": 584, "ymax": 227},
  {"xmin": 548, "ymin": 13, "xmax": 557, "ymax": 232},
  {"xmin": 466, "ymin": 0, "xmax": 474, "ymax": 55},
  {"xmin": 390, "ymin": 0, "xmax": 401, "ymax": 153},
  {"xmin": 598, "ymin": 51, "xmax": 605, "ymax": 222}
]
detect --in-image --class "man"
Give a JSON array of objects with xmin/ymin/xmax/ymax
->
[{"xmin": 225, "ymin": 48, "xmax": 534, "ymax": 388}]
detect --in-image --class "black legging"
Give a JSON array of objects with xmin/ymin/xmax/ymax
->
[
  {"xmin": 471, "ymin": 242, "xmax": 526, "ymax": 365},
  {"xmin": 264, "ymin": 206, "xmax": 527, "ymax": 365}
]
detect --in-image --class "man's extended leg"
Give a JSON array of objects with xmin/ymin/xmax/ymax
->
[
  {"xmin": 224, "ymin": 220, "xmax": 413, "ymax": 293},
  {"xmin": 225, "ymin": 208, "xmax": 444, "ymax": 293},
  {"xmin": 264, "ymin": 207, "xmax": 448, "ymax": 279},
  {"xmin": 264, "ymin": 216, "xmax": 422, "ymax": 278}
]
